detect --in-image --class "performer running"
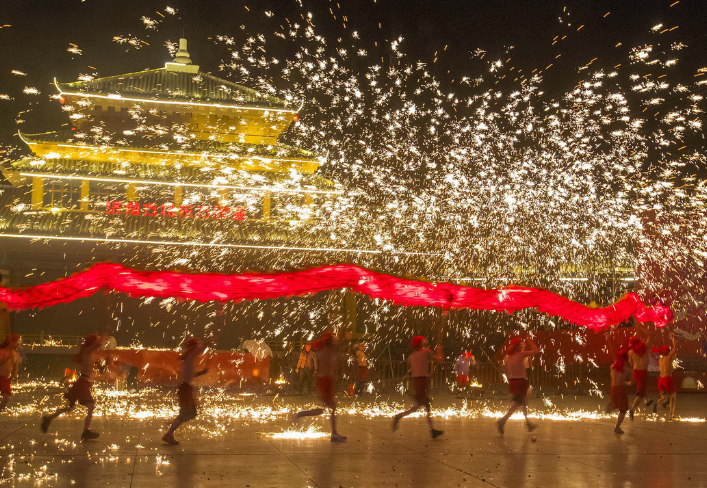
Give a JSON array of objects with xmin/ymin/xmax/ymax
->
[
  {"xmin": 41, "ymin": 334, "xmax": 105, "ymax": 441},
  {"xmin": 653, "ymin": 333, "xmax": 678, "ymax": 420},
  {"xmin": 497, "ymin": 337, "xmax": 539, "ymax": 435},
  {"xmin": 453, "ymin": 351, "xmax": 476, "ymax": 397},
  {"xmin": 0, "ymin": 334, "xmax": 21, "ymax": 412},
  {"xmin": 163, "ymin": 338, "xmax": 208, "ymax": 445},
  {"xmin": 293, "ymin": 331, "xmax": 347, "ymax": 442},
  {"xmin": 392, "ymin": 336, "xmax": 444, "ymax": 438},
  {"xmin": 628, "ymin": 335, "xmax": 653, "ymax": 420},
  {"xmin": 606, "ymin": 348, "xmax": 631, "ymax": 434}
]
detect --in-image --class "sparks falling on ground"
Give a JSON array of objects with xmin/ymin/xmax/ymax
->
[
  {"xmin": 4, "ymin": 383, "xmax": 703, "ymax": 425},
  {"xmin": 1, "ymin": 383, "xmax": 704, "ymax": 485},
  {"xmin": 265, "ymin": 426, "xmax": 331, "ymax": 440},
  {"xmin": 1, "ymin": 2, "xmax": 707, "ymax": 366}
]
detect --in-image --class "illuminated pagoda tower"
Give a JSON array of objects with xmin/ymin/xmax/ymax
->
[{"xmin": 0, "ymin": 39, "xmax": 339, "ymax": 257}]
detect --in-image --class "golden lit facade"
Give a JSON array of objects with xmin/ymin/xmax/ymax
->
[{"xmin": 0, "ymin": 39, "xmax": 338, "ymax": 247}]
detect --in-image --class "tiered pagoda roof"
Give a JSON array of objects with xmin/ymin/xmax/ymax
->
[
  {"xmin": 0, "ymin": 39, "xmax": 342, "ymax": 253},
  {"xmin": 19, "ymin": 130, "xmax": 313, "ymax": 159},
  {"xmin": 56, "ymin": 68, "xmax": 291, "ymax": 110}
]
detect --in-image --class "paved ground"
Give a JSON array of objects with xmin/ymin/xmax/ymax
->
[{"xmin": 0, "ymin": 384, "xmax": 706, "ymax": 487}]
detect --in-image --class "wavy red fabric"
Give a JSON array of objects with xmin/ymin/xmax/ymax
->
[{"xmin": 0, "ymin": 263, "xmax": 671, "ymax": 330}]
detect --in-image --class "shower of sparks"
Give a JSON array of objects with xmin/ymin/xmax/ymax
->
[{"xmin": 1, "ymin": 1, "xmax": 707, "ymax": 385}]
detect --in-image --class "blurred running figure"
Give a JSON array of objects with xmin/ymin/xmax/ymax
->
[
  {"xmin": 0, "ymin": 334, "xmax": 21, "ymax": 412},
  {"xmin": 606, "ymin": 348, "xmax": 632, "ymax": 434},
  {"xmin": 293, "ymin": 331, "xmax": 347, "ymax": 442},
  {"xmin": 453, "ymin": 351, "xmax": 476, "ymax": 397},
  {"xmin": 628, "ymin": 335, "xmax": 653, "ymax": 420},
  {"xmin": 497, "ymin": 337, "xmax": 540, "ymax": 435},
  {"xmin": 41, "ymin": 334, "xmax": 105, "ymax": 441},
  {"xmin": 392, "ymin": 336, "xmax": 444, "ymax": 439},
  {"xmin": 163, "ymin": 338, "xmax": 208, "ymax": 445},
  {"xmin": 653, "ymin": 333, "xmax": 678, "ymax": 420}
]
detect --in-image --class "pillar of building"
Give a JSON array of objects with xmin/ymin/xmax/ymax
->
[
  {"xmin": 344, "ymin": 292, "xmax": 358, "ymax": 338},
  {"xmin": 436, "ymin": 310, "xmax": 448, "ymax": 348},
  {"xmin": 80, "ymin": 180, "xmax": 90, "ymax": 211},
  {"xmin": 303, "ymin": 193, "xmax": 314, "ymax": 220},
  {"xmin": 219, "ymin": 187, "xmax": 228, "ymax": 204},
  {"xmin": 31, "ymin": 177, "xmax": 44, "ymax": 209},
  {"xmin": 262, "ymin": 191, "xmax": 271, "ymax": 220},
  {"xmin": 0, "ymin": 303, "xmax": 10, "ymax": 342},
  {"xmin": 174, "ymin": 186, "xmax": 183, "ymax": 206},
  {"xmin": 126, "ymin": 183, "xmax": 138, "ymax": 202}
]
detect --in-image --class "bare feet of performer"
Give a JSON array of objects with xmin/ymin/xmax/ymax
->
[
  {"xmin": 163, "ymin": 338, "xmax": 208, "ymax": 445},
  {"xmin": 497, "ymin": 337, "xmax": 539, "ymax": 435},
  {"xmin": 41, "ymin": 334, "xmax": 105, "ymax": 441},
  {"xmin": 293, "ymin": 331, "xmax": 347, "ymax": 442},
  {"xmin": 392, "ymin": 336, "xmax": 444, "ymax": 439}
]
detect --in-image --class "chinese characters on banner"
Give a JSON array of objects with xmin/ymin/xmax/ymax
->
[{"xmin": 106, "ymin": 200, "xmax": 247, "ymax": 220}]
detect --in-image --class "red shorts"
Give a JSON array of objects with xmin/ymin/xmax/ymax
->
[
  {"xmin": 357, "ymin": 366, "xmax": 368, "ymax": 382},
  {"xmin": 610, "ymin": 385, "xmax": 629, "ymax": 412},
  {"xmin": 509, "ymin": 378, "xmax": 529, "ymax": 404},
  {"xmin": 413, "ymin": 376, "xmax": 430, "ymax": 405},
  {"xmin": 178, "ymin": 383, "xmax": 197, "ymax": 420},
  {"xmin": 456, "ymin": 374, "xmax": 469, "ymax": 387},
  {"xmin": 0, "ymin": 376, "xmax": 11, "ymax": 396},
  {"xmin": 633, "ymin": 369, "xmax": 648, "ymax": 397},
  {"xmin": 658, "ymin": 376, "xmax": 677, "ymax": 395},
  {"xmin": 317, "ymin": 376, "xmax": 335, "ymax": 408},
  {"xmin": 65, "ymin": 377, "xmax": 94, "ymax": 406}
]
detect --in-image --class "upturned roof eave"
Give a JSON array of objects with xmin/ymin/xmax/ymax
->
[
  {"xmin": 18, "ymin": 130, "xmax": 320, "ymax": 162},
  {"xmin": 54, "ymin": 69, "xmax": 297, "ymax": 112}
]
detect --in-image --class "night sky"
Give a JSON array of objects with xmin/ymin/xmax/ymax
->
[{"xmin": 1, "ymin": 0, "xmax": 706, "ymax": 148}]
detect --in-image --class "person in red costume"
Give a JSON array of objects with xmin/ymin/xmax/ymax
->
[
  {"xmin": 41, "ymin": 334, "xmax": 105, "ymax": 441},
  {"xmin": 453, "ymin": 351, "xmax": 476, "ymax": 397},
  {"xmin": 163, "ymin": 337, "xmax": 208, "ymax": 445},
  {"xmin": 628, "ymin": 334, "xmax": 653, "ymax": 420},
  {"xmin": 606, "ymin": 348, "xmax": 632, "ymax": 434},
  {"xmin": 0, "ymin": 334, "xmax": 21, "ymax": 413},
  {"xmin": 392, "ymin": 336, "xmax": 444, "ymax": 439},
  {"xmin": 293, "ymin": 331, "xmax": 347, "ymax": 442},
  {"xmin": 497, "ymin": 337, "xmax": 539, "ymax": 435},
  {"xmin": 652, "ymin": 333, "xmax": 678, "ymax": 420}
]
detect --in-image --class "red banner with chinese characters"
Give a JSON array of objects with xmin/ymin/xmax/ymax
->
[
  {"xmin": 106, "ymin": 200, "xmax": 246, "ymax": 220},
  {"xmin": 0, "ymin": 263, "xmax": 672, "ymax": 330}
]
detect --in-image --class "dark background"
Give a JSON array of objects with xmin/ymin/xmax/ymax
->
[
  {"xmin": 2, "ymin": 0, "xmax": 706, "ymax": 146},
  {"xmin": 1, "ymin": 0, "xmax": 705, "ymax": 350}
]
